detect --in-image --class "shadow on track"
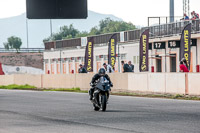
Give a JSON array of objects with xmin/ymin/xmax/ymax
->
[{"xmin": 105, "ymin": 110, "xmax": 136, "ymax": 113}]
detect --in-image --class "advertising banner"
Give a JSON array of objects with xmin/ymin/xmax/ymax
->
[{"xmin": 139, "ymin": 29, "xmax": 149, "ymax": 72}]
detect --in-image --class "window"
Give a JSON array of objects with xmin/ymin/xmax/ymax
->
[
  {"xmin": 121, "ymin": 54, "xmax": 126, "ymax": 60},
  {"xmin": 137, "ymin": 56, "xmax": 139, "ymax": 64},
  {"xmin": 82, "ymin": 57, "xmax": 85, "ymax": 62},
  {"xmin": 103, "ymin": 55, "xmax": 108, "ymax": 60},
  {"xmin": 44, "ymin": 59, "xmax": 49, "ymax": 63},
  {"xmin": 75, "ymin": 57, "xmax": 80, "ymax": 62},
  {"xmin": 67, "ymin": 58, "xmax": 71, "ymax": 62},
  {"xmin": 50, "ymin": 59, "xmax": 54, "ymax": 63},
  {"xmin": 55, "ymin": 59, "xmax": 59, "ymax": 63},
  {"xmin": 133, "ymin": 56, "xmax": 136, "ymax": 64},
  {"xmin": 61, "ymin": 58, "xmax": 65, "ymax": 63},
  {"xmin": 96, "ymin": 56, "xmax": 101, "ymax": 61}
]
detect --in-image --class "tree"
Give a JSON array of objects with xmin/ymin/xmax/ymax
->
[
  {"xmin": 4, "ymin": 36, "xmax": 22, "ymax": 52},
  {"xmin": 75, "ymin": 31, "xmax": 89, "ymax": 38},
  {"xmin": 88, "ymin": 18, "xmax": 136, "ymax": 35},
  {"xmin": 43, "ymin": 24, "xmax": 80, "ymax": 42},
  {"xmin": 99, "ymin": 18, "xmax": 136, "ymax": 34},
  {"xmin": 43, "ymin": 18, "xmax": 137, "ymax": 42},
  {"xmin": 89, "ymin": 26, "xmax": 100, "ymax": 35}
]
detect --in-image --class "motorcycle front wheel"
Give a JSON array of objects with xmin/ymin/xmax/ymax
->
[{"xmin": 101, "ymin": 95, "xmax": 107, "ymax": 111}]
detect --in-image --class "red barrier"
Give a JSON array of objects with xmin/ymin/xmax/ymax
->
[
  {"xmin": 0, "ymin": 63, "xmax": 5, "ymax": 75},
  {"xmin": 151, "ymin": 66, "xmax": 154, "ymax": 72},
  {"xmin": 196, "ymin": 65, "xmax": 200, "ymax": 72}
]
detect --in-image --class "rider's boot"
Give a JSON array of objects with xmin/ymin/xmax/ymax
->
[{"xmin": 89, "ymin": 88, "xmax": 94, "ymax": 100}]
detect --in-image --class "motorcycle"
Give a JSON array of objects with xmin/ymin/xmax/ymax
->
[{"xmin": 90, "ymin": 76, "xmax": 112, "ymax": 111}]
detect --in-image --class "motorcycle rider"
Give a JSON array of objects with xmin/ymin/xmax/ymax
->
[{"xmin": 89, "ymin": 68, "xmax": 113, "ymax": 100}]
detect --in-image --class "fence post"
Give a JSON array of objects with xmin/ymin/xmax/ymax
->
[{"xmin": 185, "ymin": 73, "xmax": 189, "ymax": 95}]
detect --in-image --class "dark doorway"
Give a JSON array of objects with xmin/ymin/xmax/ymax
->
[
  {"xmin": 156, "ymin": 59, "xmax": 162, "ymax": 72},
  {"xmin": 170, "ymin": 56, "xmax": 176, "ymax": 72}
]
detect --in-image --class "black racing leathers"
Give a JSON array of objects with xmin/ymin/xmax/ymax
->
[
  {"xmin": 91, "ymin": 74, "xmax": 112, "ymax": 85},
  {"xmin": 89, "ymin": 74, "xmax": 112, "ymax": 100}
]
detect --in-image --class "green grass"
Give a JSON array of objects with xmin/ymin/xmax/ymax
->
[
  {"xmin": 111, "ymin": 92, "xmax": 200, "ymax": 101},
  {"xmin": 0, "ymin": 84, "xmax": 36, "ymax": 90},
  {"xmin": 44, "ymin": 87, "xmax": 88, "ymax": 93}
]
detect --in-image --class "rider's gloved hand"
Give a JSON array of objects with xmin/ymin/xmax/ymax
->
[
  {"xmin": 110, "ymin": 83, "xmax": 113, "ymax": 87},
  {"xmin": 90, "ymin": 82, "xmax": 95, "ymax": 87}
]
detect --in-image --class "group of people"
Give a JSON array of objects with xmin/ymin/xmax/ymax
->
[
  {"xmin": 78, "ymin": 61, "xmax": 135, "ymax": 74},
  {"xmin": 121, "ymin": 61, "xmax": 134, "ymax": 73},
  {"xmin": 183, "ymin": 11, "xmax": 199, "ymax": 20},
  {"xmin": 79, "ymin": 59, "xmax": 190, "ymax": 73},
  {"xmin": 179, "ymin": 58, "xmax": 189, "ymax": 72}
]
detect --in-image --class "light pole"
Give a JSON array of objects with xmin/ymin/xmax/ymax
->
[
  {"xmin": 50, "ymin": 19, "xmax": 53, "ymax": 37},
  {"xmin": 26, "ymin": 18, "xmax": 29, "ymax": 51},
  {"xmin": 118, "ymin": 43, "xmax": 120, "ymax": 72},
  {"xmin": 60, "ymin": 49, "xmax": 62, "ymax": 74}
]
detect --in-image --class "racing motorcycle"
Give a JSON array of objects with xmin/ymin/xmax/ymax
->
[{"xmin": 90, "ymin": 76, "xmax": 112, "ymax": 111}]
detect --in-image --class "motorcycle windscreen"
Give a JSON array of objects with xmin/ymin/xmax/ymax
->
[{"xmin": 96, "ymin": 77, "xmax": 110, "ymax": 91}]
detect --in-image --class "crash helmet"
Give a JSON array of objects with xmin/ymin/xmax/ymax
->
[{"xmin": 98, "ymin": 68, "xmax": 106, "ymax": 76}]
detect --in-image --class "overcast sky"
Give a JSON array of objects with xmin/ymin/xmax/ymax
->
[{"xmin": 0, "ymin": 0, "xmax": 199, "ymax": 26}]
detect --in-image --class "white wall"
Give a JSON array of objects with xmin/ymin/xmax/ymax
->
[{"xmin": 2, "ymin": 65, "xmax": 44, "ymax": 75}]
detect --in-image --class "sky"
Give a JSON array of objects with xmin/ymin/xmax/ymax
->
[{"xmin": 0, "ymin": 0, "xmax": 199, "ymax": 26}]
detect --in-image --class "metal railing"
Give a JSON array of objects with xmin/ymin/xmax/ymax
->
[
  {"xmin": 44, "ymin": 19, "xmax": 200, "ymax": 50},
  {"xmin": 0, "ymin": 48, "xmax": 44, "ymax": 53}
]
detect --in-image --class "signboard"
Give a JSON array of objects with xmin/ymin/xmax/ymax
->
[
  {"xmin": 139, "ymin": 29, "xmax": 149, "ymax": 72},
  {"xmin": 81, "ymin": 37, "xmax": 88, "ymax": 47},
  {"xmin": 154, "ymin": 42, "xmax": 166, "ymax": 49},
  {"xmin": 180, "ymin": 23, "xmax": 191, "ymax": 70},
  {"xmin": 149, "ymin": 43, "xmax": 152, "ymax": 50},
  {"xmin": 108, "ymin": 34, "xmax": 117, "ymax": 69},
  {"xmin": 168, "ymin": 39, "xmax": 196, "ymax": 48},
  {"xmin": 84, "ymin": 37, "xmax": 94, "ymax": 72},
  {"xmin": 120, "ymin": 32, "xmax": 124, "ymax": 42},
  {"xmin": 168, "ymin": 40, "xmax": 180, "ymax": 48}
]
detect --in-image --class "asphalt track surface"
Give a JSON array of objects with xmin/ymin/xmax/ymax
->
[{"xmin": 0, "ymin": 90, "xmax": 200, "ymax": 133}]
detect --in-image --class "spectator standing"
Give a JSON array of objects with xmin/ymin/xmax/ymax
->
[
  {"xmin": 191, "ymin": 11, "xmax": 199, "ymax": 20},
  {"xmin": 184, "ymin": 13, "xmax": 189, "ymax": 20},
  {"xmin": 121, "ymin": 61, "xmax": 131, "ymax": 73},
  {"xmin": 103, "ymin": 63, "xmax": 114, "ymax": 73},
  {"xmin": 181, "ymin": 58, "xmax": 189, "ymax": 70},
  {"xmin": 128, "ymin": 61, "xmax": 134, "ymax": 72},
  {"xmin": 78, "ymin": 64, "xmax": 87, "ymax": 73},
  {"xmin": 180, "ymin": 61, "xmax": 189, "ymax": 72}
]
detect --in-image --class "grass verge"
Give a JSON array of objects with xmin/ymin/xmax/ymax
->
[
  {"xmin": 0, "ymin": 85, "xmax": 200, "ymax": 100},
  {"xmin": 0, "ymin": 85, "xmax": 87, "ymax": 93},
  {"xmin": 43, "ymin": 88, "xmax": 88, "ymax": 93},
  {"xmin": 0, "ymin": 84, "xmax": 37, "ymax": 90},
  {"xmin": 110, "ymin": 92, "xmax": 200, "ymax": 101}
]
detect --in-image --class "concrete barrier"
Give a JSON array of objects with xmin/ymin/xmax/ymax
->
[
  {"xmin": 0, "ymin": 73, "xmax": 199, "ymax": 96},
  {"xmin": 108, "ymin": 73, "xmax": 129, "ymax": 91},
  {"xmin": 128, "ymin": 73, "xmax": 148, "ymax": 92},
  {"xmin": 165, "ymin": 73, "xmax": 185, "ymax": 94},
  {"xmin": 75, "ymin": 74, "xmax": 94, "ymax": 90},
  {"xmin": 13, "ymin": 74, "xmax": 42, "ymax": 88},
  {"xmin": 148, "ymin": 73, "xmax": 166, "ymax": 93},
  {"xmin": 188, "ymin": 73, "xmax": 200, "ymax": 95},
  {"xmin": 42, "ymin": 74, "xmax": 76, "ymax": 88},
  {"xmin": 0, "ymin": 75, "xmax": 14, "ymax": 85}
]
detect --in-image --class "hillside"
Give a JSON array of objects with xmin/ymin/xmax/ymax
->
[{"xmin": 0, "ymin": 11, "xmax": 122, "ymax": 48}]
